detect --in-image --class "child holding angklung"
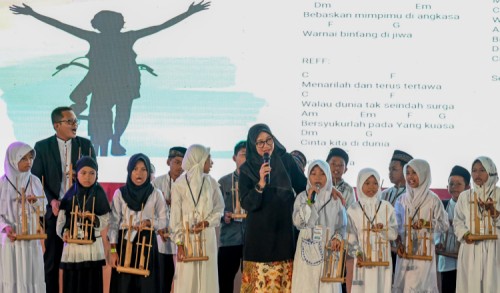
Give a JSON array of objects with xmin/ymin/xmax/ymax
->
[
  {"xmin": 347, "ymin": 168, "xmax": 397, "ymax": 293},
  {"xmin": 170, "ymin": 144, "xmax": 224, "ymax": 293},
  {"xmin": 393, "ymin": 159, "xmax": 449, "ymax": 293},
  {"xmin": 291, "ymin": 160, "xmax": 346, "ymax": 293},
  {"xmin": 56, "ymin": 156, "xmax": 111, "ymax": 292},
  {"xmin": 0, "ymin": 142, "xmax": 46, "ymax": 292},
  {"xmin": 108, "ymin": 153, "xmax": 167, "ymax": 293},
  {"xmin": 453, "ymin": 156, "xmax": 500, "ymax": 293}
]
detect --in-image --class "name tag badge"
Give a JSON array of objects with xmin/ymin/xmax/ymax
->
[{"xmin": 313, "ymin": 226, "xmax": 323, "ymax": 242}]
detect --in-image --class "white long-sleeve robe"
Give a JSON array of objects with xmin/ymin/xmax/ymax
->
[
  {"xmin": 393, "ymin": 192, "xmax": 449, "ymax": 293},
  {"xmin": 170, "ymin": 174, "xmax": 224, "ymax": 293},
  {"xmin": 347, "ymin": 200, "xmax": 397, "ymax": 293},
  {"xmin": 291, "ymin": 189, "xmax": 346, "ymax": 293},
  {"xmin": 0, "ymin": 174, "xmax": 46, "ymax": 293},
  {"xmin": 453, "ymin": 187, "xmax": 500, "ymax": 293}
]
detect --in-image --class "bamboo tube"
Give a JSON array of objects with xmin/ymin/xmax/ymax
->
[
  {"xmin": 336, "ymin": 239, "xmax": 344, "ymax": 277},
  {"xmin": 21, "ymin": 187, "xmax": 27, "ymax": 235},
  {"xmin": 83, "ymin": 195, "xmax": 88, "ymax": 239},
  {"xmin": 474, "ymin": 193, "xmax": 480, "ymax": 234},
  {"xmin": 72, "ymin": 206, "xmax": 79, "ymax": 239},
  {"xmin": 124, "ymin": 214, "xmax": 134, "ymax": 267},
  {"xmin": 139, "ymin": 236, "xmax": 146, "ymax": 269},
  {"xmin": 407, "ymin": 210, "xmax": 412, "ymax": 256},
  {"xmin": 322, "ymin": 228, "xmax": 330, "ymax": 278},
  {"xmin": 89, "ymin": 197, "xmax": 96, "ymax": 240}
]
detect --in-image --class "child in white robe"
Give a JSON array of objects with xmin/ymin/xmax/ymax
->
[
  {"xmin": 453, "ymin": 156, "xmax": 500, "ymax": 293},
  {"xmin": 347, "ymin": 168, "xmax": 397, "ymax": 293},
  {"xmin": 0, "ymin": 141, "xmax": 45, "ymax": 292},
  {"xmin": 170, "ymin": 144, "xmax": 224, "ymax": 293},
  {"xmin": 291, "ymin": 160, "xmax": 346, "ymax": 293},
  {"xmin": 393, "ymin": 159, "xmax": 449, "ymax": 293}
]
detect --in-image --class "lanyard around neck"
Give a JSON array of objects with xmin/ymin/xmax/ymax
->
[
  {"xmin": 6, "ymin": 175, "xmax": 31, "ymax": 197},
  {"xmin": 359, "ymin": 200, "xmax": 382, "ymax": 226},
  {"xmin": 186, "ymin": 174, "xmax": 205, "ymax": 208}
]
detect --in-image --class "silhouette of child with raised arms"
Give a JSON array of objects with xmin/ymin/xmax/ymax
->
[{"xmin": 10, "ymin": 1, "xmax": 210, "ymax": 156}]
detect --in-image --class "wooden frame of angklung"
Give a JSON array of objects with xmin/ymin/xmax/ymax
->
[
  {"xmin": 357, "ymin": 205, "xmax": 390, "ymax": 267},
  {"xmin": 15, "ymin": 177, "xmax": 47, "ymax": 241},
  {"xmin": 117, "ymin": 205, "xmax": 155, "ymax": 277},
  {"xmin": 66, "ymin": 193, "xmax": 96, "ymax": 245},
  {"xmin": 468, "ymin": 190, "xmax": 498, "ymax": 241},
  {"xmin": 230, "ymin": 178, "xmax": 246, "ymax": 220},
  {"xmin": 182, "ymin": 211, "xmax": 209, "ymax": 262},
  {"xmin": 321, "ymin": 228, "xmax": 348, "ymax": 283},
  {"xmin": 400, "ymin": 208, "xmax": 433, "ymax": 261}
]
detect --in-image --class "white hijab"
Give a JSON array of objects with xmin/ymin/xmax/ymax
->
[
  {"xmin": 306, "ymin": 160, "xmax": 345, "ymax": 232},
  {"xmin": 1, "ymin": 142, "xmax": 43, "ymax": 216},
  {"xmin": 356, "ymin": 168, "xmax": 381, "ymax": 206},
  {"xmin": 306, "ymin": 160, "xmax": 333, "ymax": 210},
  {"xmin": 472, "ymin": 156, "xmax": 498, "ymax": 200},
  {"xmin": 3, "ymin": 141, "xmax": 36, "ymax": 188},
  {"xmin": 403, "ymin": 159, "xmax": 432, "ymax": 209},
  {"xmin": 182, "ymin": 144, "xmax": 210, "ymax": 190}
]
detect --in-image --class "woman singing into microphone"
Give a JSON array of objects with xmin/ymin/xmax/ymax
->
[{"xmin": 239, "ymin": 124, "xmax": 307, "ymax": 292}]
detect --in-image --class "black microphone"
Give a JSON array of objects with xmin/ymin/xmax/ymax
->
[
  {"xmin": 311, "ymin": 183, "xmax": 320, "ymax": 203},
  {"xmin": 263, "ymin": 152, "xmax": 271, "ymax": 184}
]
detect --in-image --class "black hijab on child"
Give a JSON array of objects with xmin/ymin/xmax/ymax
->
[
  {"xmin": 60, "ymin": 156, "xmax": 110, "ymax": 216},
  {"xmin": 120, "ymin": 153, "xmax": 155, "ymax": 212}
]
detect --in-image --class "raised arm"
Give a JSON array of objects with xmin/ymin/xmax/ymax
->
[
  {"xmin": 132, "ymin": 1, "xmax": 210, "ymax": 39},
  {"xmin": 292, "ymin": 190, "xmax": 318, "ymax": 229},
  {"xmin": 10, "ymin": 3, "xmax": 93, "ymax": 40},
  {"xmin": 239, "ymin": 171, "xmax": 263, "ymax": 212}
]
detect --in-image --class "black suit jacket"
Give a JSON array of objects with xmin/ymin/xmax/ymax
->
[{"xmin": 32, "ymin": 135, "xmax": 96, "ymax": 216}]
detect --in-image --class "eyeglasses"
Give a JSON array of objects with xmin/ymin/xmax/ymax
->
[
  {"xmin": 256, "ymin": 137, "xmax": 274, "ymax": 148},
  {"xmin": 57, "ymin": 119, "xmax": 79, "ymax": 126}
]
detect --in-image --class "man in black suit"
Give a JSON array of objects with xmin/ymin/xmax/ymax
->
[{"xmin": 32, "ymin": 106, "xmax": 96, "ymax": 293}]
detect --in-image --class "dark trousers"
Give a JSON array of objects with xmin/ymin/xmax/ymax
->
[
  {"xmin": 44, "ymin": 212, "xmax": 64, "ymax": 293},
  {"xmin": 158, "ymin": 253, "xmax": 175, "ymax": 293},
  {"xmin": 441, "ymin": 269, "xmax": 457, "ymax": 293},
  {"xmin": 63, "ymin": 266, "xmax": 103, "ymax": 293},
  {"xmin": 218, "ymin": 245, "xmax": 243, "ymax": 293}
]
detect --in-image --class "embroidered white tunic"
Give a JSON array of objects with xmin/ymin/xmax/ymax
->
[{"xmin": 291, "ymin": 160, "xmax": 346, "ymax": 293}]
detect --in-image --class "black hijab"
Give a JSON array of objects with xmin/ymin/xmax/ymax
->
[
  {"xmin": 60, "ymin": 156, "xmax": 110, "ymax": 216},
  {"xmin": 241, "ymin": 123, "xmax": 293, "ymax": 192},
  {"xmin": 120, "ymin": 153, "xmax": 155, "ymax": 212}
]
